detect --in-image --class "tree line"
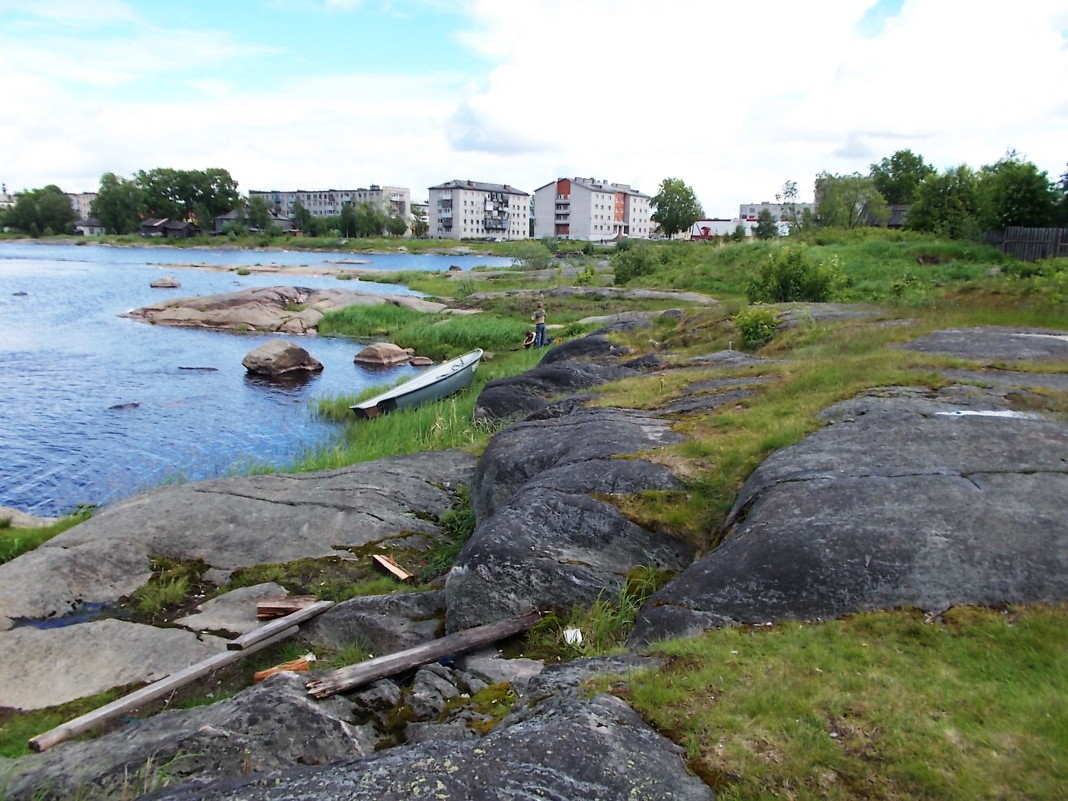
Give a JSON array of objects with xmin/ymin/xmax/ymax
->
[
  {"xmin": 649, "ymin": 150, "xmax": 1068, "ymax": 241},
  {"xmin": 1, "ymin": 167, "xmax": 416, "ymax": 239}
]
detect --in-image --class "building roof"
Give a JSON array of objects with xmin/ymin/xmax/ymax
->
[
  {"xmin": 534, "ymin": 177, "xmax": 649, "ymax": 198},
  {"xmin": 429, "ymin": 179, "xmax": 529, "ymax": 196}
]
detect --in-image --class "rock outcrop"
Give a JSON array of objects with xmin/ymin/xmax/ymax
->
[
  {"xmin": 241, "ymin": 338, "xmax": 324, "ymax": 376},
  {"xmin": 124, "ymin": 286, "xmax": 447, "ymax": 334},
  {"xmin": 141, "ymin": 691, "xmax": 710, "ymax": 801},
  {"xmin": 0, "ymin": 450, "xmax": 474, "ymax": 624},
  {"xmin": 634, "ymin": 382, "xmax": 1068, "ymax": 644}
]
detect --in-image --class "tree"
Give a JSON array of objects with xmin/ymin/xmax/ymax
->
[
  {"xmin": 815, "ymin": 172, "xmax": 888, "ymax": 229},
  {"xmin": 977, "ymin": 154, "xmax": 1059, "ymax": 230},
  {"xmin": 410, "ymin": 205, "xmax": 429, "ymax": 238},
  {"xmin": 135, "ymin": 167, "xmax": 240, "ymax": 226},
  {"xmin": 775, "ymin": 180, "xmax": 800, "ymax": 228},
  {"xmin": 7, "ymin": 185, "xmax": 76, "ymax": 236},
  {"xmin": 91, "ymin": 173, "xmax": 143, "ymax": 234},
  {"xmin": 386, "ymin": 214, "xmax": 409, "ymax": 237},
  {"xmin": 247, "ymin": 196, "xmax": 272, "ymax": 232},
  {"xmin": 869, "ymin": 149, "xmax": 935, "ymax": 204},
  {"xmin": 338, "ymin": 203, "xmax": 358, "ymax": 237},
  {"xmin": 354, "ymin": 202, "xmax": 386, "ymax": 238},
  {"xmin": 292, "ymin": 199, "xmax": 312, "ymax": 233},
  {"xmin": 730, "ymin": 223, "xmax": 748, "ymax": 242},
  {"xmin": 651, "ymin": 177, "xmax": 703, "ymax": 239},
  {"xmin": 906, "ymin": 165, "xmax": 982, "ymax": 240},
  {"xmin": 753, "ymin": 208, "xmax": 779, "ymax": 240}
]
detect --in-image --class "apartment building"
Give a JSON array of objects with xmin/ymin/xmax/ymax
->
[
  {"xmin": 249, "ymin": 186, "xmax": 411, "ymax": 221},
  {"xmin": 738, "ymin": 200, "xmax": 814, "ymax": 222},
  {"xmin": 532, "ymin": 177, "xmax": 651, "ymax": 241},
  {"xmin": 428, "ymin": 179, "xmax": 529, "ymax": 241},
  {"xmin": 67, "ymin": 192, "xmax": 97, "ymax": 219}
]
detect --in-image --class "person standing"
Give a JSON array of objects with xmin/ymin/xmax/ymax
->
[{"xmin": 532, "ymin": 300, "xmax": 547, "ymax": 347}]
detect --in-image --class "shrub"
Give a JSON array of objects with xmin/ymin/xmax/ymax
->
[
  {"xmin": 611, "ymin": 243, "xmax": 656, "ymax": 284},
  {"xmin": 746, "ymin": 245, "xmax": 846, "ymax": 303},
  {"xmin": 733, "ymin": 304, "xmax": 779, "ymax": 348}
]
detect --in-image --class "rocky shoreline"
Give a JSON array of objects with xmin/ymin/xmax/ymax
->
[{"xmin": 1, "ymin": 314, "xmax": 1066, "ymax": 799}]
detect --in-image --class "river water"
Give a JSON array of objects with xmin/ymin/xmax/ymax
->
[{"xmin": 0, "ymin": 242, "xmax": 510, "ymax": 517}]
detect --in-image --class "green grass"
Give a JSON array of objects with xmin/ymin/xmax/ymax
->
[
  {"xmin": 617, "ymin": 605, "xmax": 1068, "ymax": 800},
  {"xmin": 0, "ymin": 506, "xmax": 94, "ymax": 564},
  {"xmin": 624, "ymin": 231, "xmax": 1017, "ymax": 305},
  {"xmin": 293, "ymin": 348, "xmax": 544, "ymax": 472},
  {"xmin": 318, "ymin": 304, "xmax": 530, "ymax": 360}
]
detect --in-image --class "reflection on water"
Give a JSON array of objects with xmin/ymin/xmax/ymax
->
[{"xmin": 0, "ymin": 243, "xmax": 510, "ymax": 517}]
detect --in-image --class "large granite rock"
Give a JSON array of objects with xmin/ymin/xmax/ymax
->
[
  {"xmin": 140, "ymin": 693, "xmax": 711, "ymax": 801},
  {"xmin": 448, "ymin": 406, "xmax": 691, "ymax": 631},
  {"xmin": 633, "ymin": 384, "xmax": 1068, "ymax": 643},
  {"xmin": 3, "ymin": 674, "xmax": 362, "ymax": 801},
  {"xmin": 353, "ymin": 342, "xmax": 412, "ymax": 367},
  {"xmin": 0, "ymin": 449, "xmax": 474, "ymax": 621},
  {"xmin": 241, "ymin": 339, "xmax": 323, "ymax": 376},
  {"xmin": 472, "ymin": 333, "xmax": 644, "ymax": 423}
]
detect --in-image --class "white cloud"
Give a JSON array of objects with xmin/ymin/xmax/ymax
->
[{"xmin": 2, "ymin": 0, "xmax": 1065, "ymax": 214}]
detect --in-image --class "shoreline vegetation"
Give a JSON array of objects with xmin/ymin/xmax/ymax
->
[{"xmin": 3, "ymin": 229, "xmax": 1067, "ymax": 796}]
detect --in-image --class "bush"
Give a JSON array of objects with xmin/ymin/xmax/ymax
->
[
  {"xmin": 611, "ymin": 243, "xmax": 656, "ymax": 284},
  {"xmin": 733, "ymin": 304, "xmax": 779, "ymax": 348},
  {"xmin": 746, "ymin": 245, "xmax": 846, "ymax": 303}
]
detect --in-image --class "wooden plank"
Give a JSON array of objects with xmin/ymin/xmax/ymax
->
[
  {"xmin": 29, "ymin": 627, "xmax": 298, "ymax": 753},
  {"xmin": 372, "ymin": 553, "xmax": 414, "ymax": 582},
  {"xmin": 256, "ymin": 595, "xmax": 319, "ymax": 619},
  {"xmin": 306, "ymin": 610, "xmax": 541, "ymax": 699},
  {"xmin": 228, "ymin": 600, "xmax": 334, "ymax": 651},
  {"xmin": 253, "ymin": 655, "xmax": 315, "ymax": 683}
]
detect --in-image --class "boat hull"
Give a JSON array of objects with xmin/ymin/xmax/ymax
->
[{"xmin": 350, "ymin": 349, "xmax": 483, "ymax": 419}]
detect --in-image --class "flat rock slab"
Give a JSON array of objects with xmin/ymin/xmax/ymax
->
[
  {"xmin": 633, "ymin": 385, "xmax": 1068, "ymax": 643},
  {"xmin": 124, "ymin": 286, "xmax": 447, "ymax": 334},
  {"xmin": 0, "ymin": 449, "xmax": 474, "ymax": 620},
  {"xmin": 0, "ymin": 619, "xmax": 228, "ymax": 710},
  {"xmin": 899, "ymin": 326, "xmax": 1068, "ymax": 362},
  {"xmin": 174, "ymin": 583, "xmax": 289, "ymax": 636},
  {"xmin": 144, "ymin": 693, "xmax": 711, "ymax": 801}
]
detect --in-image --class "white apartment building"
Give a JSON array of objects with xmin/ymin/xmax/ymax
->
[
  {"xmin": 67, "ymin": 192, "xmax": 97, "ymax": 219},
  {"xmin": 532, "ymin": 177, "xmax": 651, "ymax": 241},
  {"xmin": 739, "ymin": 201, "xmax": 814, "ymax": 222},
  {"xmin": 428, "ymin": 179, "xmax": 529, "ymax": 241},
  {"xmin": 249, "ymin": 186, "xmax": 411, "ymax": 221}
]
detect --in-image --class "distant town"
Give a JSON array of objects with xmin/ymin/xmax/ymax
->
[{"xmin": 0, "ymin": 175, "xmax": 813, "ymax": 242}]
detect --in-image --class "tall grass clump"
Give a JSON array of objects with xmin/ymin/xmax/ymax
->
[{"xmin": 317, "ymin": 305, "xmax": 530, "ymax": 359}]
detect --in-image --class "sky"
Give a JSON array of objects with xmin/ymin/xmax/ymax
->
[{"xmin": 1, "ymin": 0, "xmax": 1066, "ymax": 218}]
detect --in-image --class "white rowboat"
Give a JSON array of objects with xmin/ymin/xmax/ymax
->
[{"xmin": 350, "ymin": 348, "xmax": 484, "ymax": 419}]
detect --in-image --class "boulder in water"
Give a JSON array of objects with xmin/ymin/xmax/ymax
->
[
  {"xmin": 242, "ymin": 339, "xmax": 323, "ymax": 377},
  {"xmin": 150, "ymin": 276, "xmax": 181, "ymax": 288},
  {"xmin": 355, "ymin": 342, "xmax": 411, "ymax": 367}
]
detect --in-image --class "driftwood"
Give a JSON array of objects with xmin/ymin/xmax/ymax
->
[
  {"xmin": 228, "ymin": 600, "xmax": 334, "ymax": 651},
  {"xmin": 306, "ymin": 610, "xmax": 541, "ymax": 699},
  {"xmin": 29, "ymin": 628, "xmax": 297, "ymax": 753},
  {"xmin": 372, "ymin": 553, "xmax": 414, "ymax": 582},
  {"xmin": 256, "ymin": 595, "xmax": 319, "ymax": 619}
]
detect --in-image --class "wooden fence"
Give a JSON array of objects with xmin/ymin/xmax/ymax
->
[{"xmin": 990, "ymin": 227, "xmax": 1068, "ymax": 262}]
